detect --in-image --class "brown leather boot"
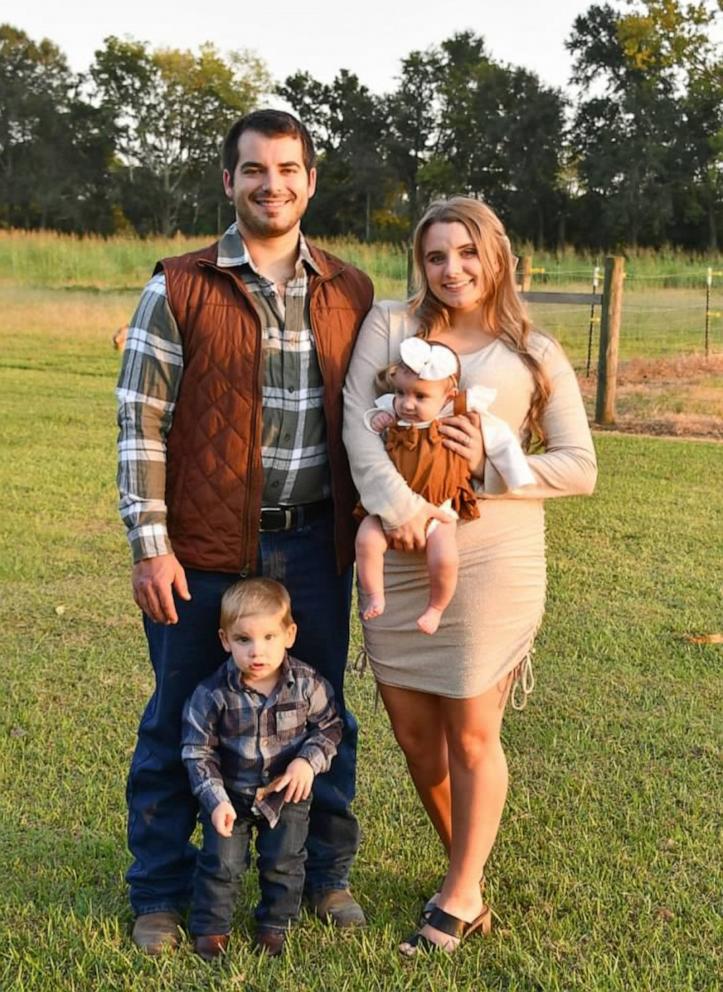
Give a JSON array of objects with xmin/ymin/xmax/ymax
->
[
  {"xmin": 131, "ymin": 911, "xmax": 184, "ymax": 955},
  {"xmin": 192, "ymin": 933, "xmax": 229, "ymax": 961},
  {"xmin": 253, "ymin": 929, "xmax": 286, "ymax": 956},
  {"xmin": 307, "ymin": 888, "xmax": 366, "ymax": 927}
]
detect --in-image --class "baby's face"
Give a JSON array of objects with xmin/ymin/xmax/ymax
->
[{"xmin": 392, "ymin": 367, "xmax": 453, "ymax": 423}]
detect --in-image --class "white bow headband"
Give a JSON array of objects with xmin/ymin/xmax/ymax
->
[{"xmin": 399, "ymin": 337, "xmax": 459, "ymax": 382}]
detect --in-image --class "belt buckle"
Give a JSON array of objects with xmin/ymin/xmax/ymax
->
[{"xmin": 260, "ymin": 506, "xmax": 293, "ymax": 532}]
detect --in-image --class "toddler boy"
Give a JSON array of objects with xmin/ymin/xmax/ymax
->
[{"xmin": 181, "ymin": 578, "xmax": 342, "ymax": 958}]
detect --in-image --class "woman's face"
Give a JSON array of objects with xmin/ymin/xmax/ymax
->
[{"xmin": 421, "ymin": 221, "xmax": 485, "ymax": 313}]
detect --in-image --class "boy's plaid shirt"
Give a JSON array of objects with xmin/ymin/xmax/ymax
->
[
  {"xmin": 116, "ymin": 224, "xmax": 331, "ymax": 563},
  {"xmin": 181, "ymin": 653, "xmax": 342, "ymax": 822}
]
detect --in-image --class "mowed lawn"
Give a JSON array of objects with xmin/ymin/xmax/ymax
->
[{"xmin": 0, "ymin": 289, "xmax": 721, "ymax": 992}]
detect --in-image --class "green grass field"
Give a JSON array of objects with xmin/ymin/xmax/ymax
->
[
  {"xmin": 2, "ymin": 230, "xmax": 722, "ymax": 364},
  {"xmin": 0, "ymin": 255, "xmax": 721, "ymax": 990}
]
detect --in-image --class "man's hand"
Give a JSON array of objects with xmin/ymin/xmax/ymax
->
[
  {"xmin": 370, "ymin": 410, "xmax": 395, "ymax": 433},
  {"xmin": 211, "ymin": 801, "xmax": 237, "ymax": 838},
  {"xmin": 256, "ymin": 758, "xmax": 314, "ymax": 804},
  {"xmin": 132, "ymin": 553, "xmax": 191, "ymax": 625},
  {"xmin": 385, "ymin": 502, "xmax": 456, "ymax": 552}
]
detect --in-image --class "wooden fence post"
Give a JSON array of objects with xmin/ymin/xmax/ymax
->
[
  {"xmin": 705, "ymin": 267, "xmax": 712, "ymax": 358},
  {"xmin": 595, "ymin": 255, "xmax": 624, "ymax": 425},
  {"xmin": 519, "ymin": 255, "xmax": 533, "ymax": 292}
]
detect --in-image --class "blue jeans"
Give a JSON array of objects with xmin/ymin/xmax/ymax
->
[
  {"xmin": 126, "ymin": 510, "xmax": 359, "ymax": 916},
  {"xmin": 190, "ymin": 793, "xmax": 311, "ymax": 936}
]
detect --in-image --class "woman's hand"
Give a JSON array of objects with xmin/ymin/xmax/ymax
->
[
  {"xmin": 385, "ymin": 502, "xmax": 455, "ymax": 552},
  {"xmin": 439, "ymin": 411, "xmax": 485, "ymax": 479}
]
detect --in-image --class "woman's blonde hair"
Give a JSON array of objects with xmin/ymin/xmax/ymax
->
[{"xmin": 410, "ymin": 196, "xmax": 550, "ymax": 443}]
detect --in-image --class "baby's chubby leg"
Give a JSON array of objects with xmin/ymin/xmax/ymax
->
[
  {"xmin": 355, "ymin": 515, "xmax": 389, "ymax": 620},
  {"xmin": 417, "ymin": 521, "xmax": 458, "ymax": 635}
]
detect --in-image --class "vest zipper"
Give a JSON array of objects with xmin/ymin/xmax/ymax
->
[
  {"xmin": 241, "ymin": 302, "xmax": 263, "ymax": 576},
  {"xmin": 204, "ymin": 260, "xmax": 264, "ymax": 576},
  {"xmin": 309, "ymin": 271, "xmax": 343, "ymax": 570}
]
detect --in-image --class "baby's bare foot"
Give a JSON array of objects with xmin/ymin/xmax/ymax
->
[
  {"xmin": 417, "ymin": 606, "xmax": 443, "ymax": 635},
  {"xmin": 359, "ymin": 592, "xmax": 385, "ymax": 621}
]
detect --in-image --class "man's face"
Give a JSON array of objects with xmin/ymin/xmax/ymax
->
[{"xmin": 222, "ymin": 130, "xmax": 316, "ymax": 239}]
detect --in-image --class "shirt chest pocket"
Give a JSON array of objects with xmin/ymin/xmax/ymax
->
[{"xmin": 275, "ymin": 708, "xmax": 305, "ymax": 741}]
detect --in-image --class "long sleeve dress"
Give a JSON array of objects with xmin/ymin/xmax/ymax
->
[{"xmin": 342, "ymin": 301, "xmax": 597, "ymax": 699}]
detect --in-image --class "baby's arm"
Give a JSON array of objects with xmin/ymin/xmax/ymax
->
[
  {"xmin": 370, "ymin": 410, "xmax": 395, "ymax": 433},
  {"xmin": 362, "ymin": 392, "xmax": 397, "ymax": 434}
]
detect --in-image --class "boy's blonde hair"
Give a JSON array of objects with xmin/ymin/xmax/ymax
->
[{"xmin": 219, "ymin": 578, "xmax": 294, "ymax": 630}]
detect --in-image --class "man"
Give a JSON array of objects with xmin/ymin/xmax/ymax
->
[{"xmin": 116, "ymin": 109, "xmax": 374, "ymax": 953}]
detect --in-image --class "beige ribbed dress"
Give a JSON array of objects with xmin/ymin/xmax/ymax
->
[{"xmin": 342, "ymin": 301, "xmax": 597, "ymax": 699}]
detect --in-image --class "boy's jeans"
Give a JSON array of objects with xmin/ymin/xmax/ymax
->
[
  {"xmin": 190, "ymin": 793, "xmax": 311, "ymax": 935},
  {"xmin": 126, "ymin": 509, "xmax": 359, "ymax": 916}
]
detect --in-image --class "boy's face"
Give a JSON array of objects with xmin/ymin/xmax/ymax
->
[
  {"xmin": 219, "ymin": 609, "xmax": 297, "ymax": 686},
  {"xmin": 392, "ymin": 366, "xmax": 455, "ymax": 424}
]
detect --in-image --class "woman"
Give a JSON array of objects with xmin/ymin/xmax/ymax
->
[{"xmin": 343, "ymin": 197, "xmax": 597, "ymax": 953}]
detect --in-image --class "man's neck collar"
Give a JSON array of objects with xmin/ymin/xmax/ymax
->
[{"xmin": 216, "ymin": 223, "xmax": 319, "ymax": 275}]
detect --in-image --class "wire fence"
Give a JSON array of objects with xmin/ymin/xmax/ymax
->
[{"xmin": 522, "ymin": 265, "xmax": 722, "ymax": 373}]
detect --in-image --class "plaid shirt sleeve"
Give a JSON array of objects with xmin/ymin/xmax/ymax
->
[
  {"xmin": 181, "ymin": 686, "xmax": 232, "ymax": 814},
  {"xmin": 115, "ymin": 273, "xmax": 184, "ymax": 563},
  {"xmin": 295, "ymin": 674, "xmax": 343, "ymax": 776}
]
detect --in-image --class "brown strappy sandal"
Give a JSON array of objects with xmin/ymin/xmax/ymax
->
[
  {"xmin": 399, "ymin": 903, "xmax": 492, "ymax": 956},
  {"xmin": 419, "ymin": 876, "xmax": 487, "ymax": 924}
]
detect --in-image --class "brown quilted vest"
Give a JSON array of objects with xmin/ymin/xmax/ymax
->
[{"xmin": 158, "ymin": 240, "xmax": 374, "ymax": 574}]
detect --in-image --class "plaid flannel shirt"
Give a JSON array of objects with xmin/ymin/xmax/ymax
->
[
  {"xmin": 181, "ymin": 653, "xmax": 342, "ymax": 827},
  {"xmin": 116, "ymin": 224, "xmax": 331, "ymax": 564}
]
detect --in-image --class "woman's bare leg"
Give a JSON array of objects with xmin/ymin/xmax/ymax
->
[
  {"xmin": 355, "ymin": 516, "xmax": 389, "ymax": 620},
  {"xmin": 377, "ymin": 683, "xmax": 452, "ymax": 852},
  {"xmin": 412, "ymin": 675, "xmax": 512, "ymax": 950},
  {"xmin": 417, "ymin": 521, "xmax": 459, "ymax": 635}
]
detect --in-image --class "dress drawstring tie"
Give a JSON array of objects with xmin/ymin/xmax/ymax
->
[{"xmin": 510, "ymin": 648, "xmax": 535, "ymax": 710}]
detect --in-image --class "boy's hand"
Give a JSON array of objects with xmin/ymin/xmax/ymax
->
[
  {"xmin": 256, "ymin": 758, "xmax": 314, "ymax": 804},
  {"xmin": 211, "ymin": 801, "xmax": 237, "ymax": 837},
  {"xmin": 370, "ymin": 411, "xmax": 394, "ymax": 433}
]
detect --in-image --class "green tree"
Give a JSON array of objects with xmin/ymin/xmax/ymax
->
[
  {"xmin": 0, "ymin": 24, "xmax": 113, "ymax": 231},
  {"xmin": 567, "ymin": 0, "xmax": 721, "ymax": 247},
  {"xmin": 384, "ymin": 49, "xmax": 444, "ymax": 230},
  {"xmin": 279, "ymin": 69, "xmax": 390, "ymax": 239},
  {"xmin": 90, "ymin": 37, "xmax": 271, "ymax": 234},
  {"xmin": 427, "ymin": 32, "xmax": 567, "ymax": 246},
  {"xmin": 670, "ymin": 60, "xmax": 723, "ymax": 249},
  {"xmin": 375, "ymin": 33, "xmax": 568, "ymax": 244}
]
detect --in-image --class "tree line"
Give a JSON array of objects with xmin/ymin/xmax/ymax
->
[{"xmin": 1, "ymin": 1, "xmax": 721, "ymax": 249}]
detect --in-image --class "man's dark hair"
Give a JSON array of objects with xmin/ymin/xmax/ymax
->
[{"xmin": 222, "ymin": 110, "xmax": 316, "ymax": 175}]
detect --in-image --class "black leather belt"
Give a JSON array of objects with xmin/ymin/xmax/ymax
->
[{"xmin": 259, "ymin": 500, "xmax": 332, "ymax": 533}]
